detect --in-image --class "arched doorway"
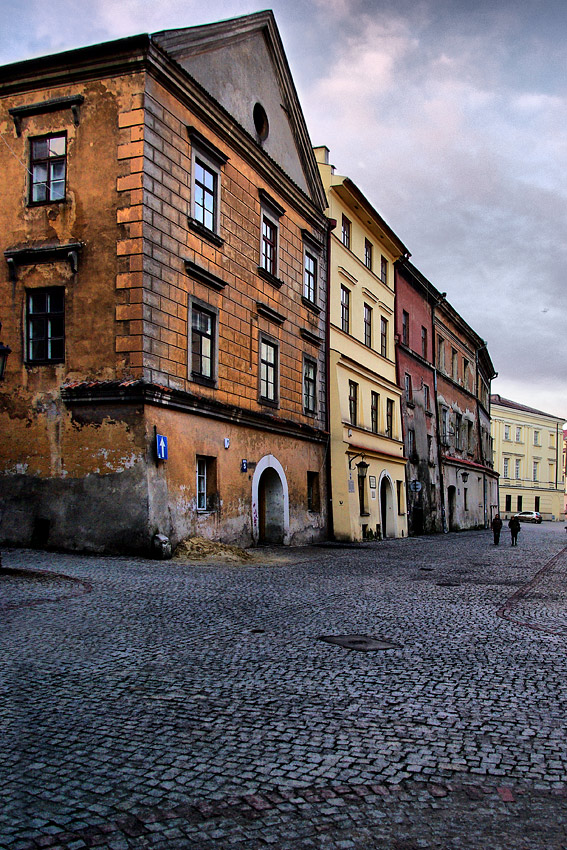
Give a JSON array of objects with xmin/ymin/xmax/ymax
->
[
  {"xmin": 447, "ymin": 485, "xmax": 457, "ymax": 531},
  {"xmin": 379, "ymin": 473, "xmax": 396, "ymax": 539},
  {"xmin": 258, "ymin": 467, "xmax": 284, "ymax": 543},
  {"xmin": 251, "ymin": 455, "xmax": 290, "ymax": 545}
]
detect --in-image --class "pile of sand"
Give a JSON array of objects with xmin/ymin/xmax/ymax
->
[{"xmin": 173, "ymin": 536, "xmax": 252, "ymax": 563}]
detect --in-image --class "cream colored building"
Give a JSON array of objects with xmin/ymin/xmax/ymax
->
[
  {"xmin": 491, "ymin": 395, "xmax": 565, "ymax": 521},
  {"xmin": 315, "ymin": 146, "xmax": 409, "ymax": 541}
]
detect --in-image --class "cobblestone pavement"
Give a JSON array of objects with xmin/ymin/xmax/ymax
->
[{"xmin": 2, "ymin": 524, "xmax": 567, "ymax": 849}]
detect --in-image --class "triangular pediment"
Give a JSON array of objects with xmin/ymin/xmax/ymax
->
[{"xmin": 153, "ymin": 12, "xmax": 326, "ymax": 209}]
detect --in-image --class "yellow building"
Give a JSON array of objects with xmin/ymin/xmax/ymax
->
[
  {"xmin": 315, "ymin": 147, "xmax": 409, "ymax": 541},
  {"xmin": 491, "ymin": 395, "xmax": 565, "ymax": 521}
]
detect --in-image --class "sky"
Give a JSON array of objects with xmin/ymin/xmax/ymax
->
[{"xmin": 1, "ymin": 0, "xmax": 566, "ymax": 421}]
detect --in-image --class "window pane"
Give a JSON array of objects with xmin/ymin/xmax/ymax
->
[
  {"xmin": 48, "ymin": 136, "xmax": 66, "ymax": 157},
  {"xmin": 30, "ymin": 339, "xmax": 46, "ymax": 361},
  {"xmin": 29, "ymin": 291, "xmax": 47, "ymax": 314},
  {"xmin": 51, "ymin": 161, "xmax": 65, "ymax": 181},
  {"xmin": 50, "ymin": 180, "xmax": 65, "ymax": 201},
  {"xmin": 48, "ymin": 290, "xmax": 65, "ymax": 313},
  {"xmin": 49, "ymin": 337, "xmax": 65, "ymax": 360},
  {"xmin": 32, "ymin": 139, "xmax": 48, "ymax": 159}
]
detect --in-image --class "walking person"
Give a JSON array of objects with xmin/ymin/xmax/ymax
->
[
  {"xmin": 508, "ymin": 514, "xmax": 521, "ymax": 547},
  {"xmin": 491, "ymin": 514, "xmax": 503, "ymax": 545}
]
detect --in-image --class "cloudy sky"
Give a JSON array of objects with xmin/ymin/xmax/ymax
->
[{"xmin": 1, "ymin": 0, "xmax": 565, "ymax": 420}]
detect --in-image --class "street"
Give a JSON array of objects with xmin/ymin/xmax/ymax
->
[{"xmin": 2, "ymin": 524, "xmax": 567, "ymax": 849}]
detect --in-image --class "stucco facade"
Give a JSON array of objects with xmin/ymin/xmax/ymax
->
[
  {"xmin": 314, "ymin": 146, "xmax": 409, "ymax": 542},
  {"xmin": 491, "ymin": 395, "xmax": 565, "ymax": 522},
  {"xmin": 0, "ymin": 13, "xmax": 330, "ymax": 554}
]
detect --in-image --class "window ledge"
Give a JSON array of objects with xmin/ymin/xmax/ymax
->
[
  {"xmin": 259, "ymin": 397, "xmax": 279, "ymax": 410},
  {"xmin": 191, "ymin": 373, "xmax": 217, "ymax": 389},
  {"xmin": 257, "ymin": 266, "xmax": 283, "ymax": 289},
  {"xmin": 301, "ymin": 296, "xmax": 321, "ymax": 314},
  {"xmin": 185, "ymin": 260, "xmax": 227, "ymax": 291},
  {"xmin": 188, "ymin": 217, "xmax": 224, "ymax": 247}
]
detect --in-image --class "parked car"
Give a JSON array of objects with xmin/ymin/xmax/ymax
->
[{"xmin": 513, "ymin": 511, "xmax": 542, "ymax": 524}]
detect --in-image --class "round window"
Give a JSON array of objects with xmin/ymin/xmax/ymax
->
[{"xmin": 253, "ymin": 102, "xmax": 269, "ymax": 142}]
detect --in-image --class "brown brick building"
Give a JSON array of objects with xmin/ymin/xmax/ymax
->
[{"xmin": 0, "ymin": 13, "xmax": 329, "ymax": 553}]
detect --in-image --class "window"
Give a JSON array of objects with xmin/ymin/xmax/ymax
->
[
  {"xmin": 307, "ymin": 471, "xmax": 320, "ymax": 512},
  {"xmin": 364, "ymin": 304, "xmax": 372, "ymax": 347},
  {"xmin": 549, "ymin": 432, "xmax": 555, "ymax": 449},
  {"xmin": 517, "ymin": 495, "xmax": 523, "ymax": 512},
  {"xmin": 194, "ymin": 159, "xmax": 217, "ymax": 232},
  {"xmin": 533, "ymin": 461, "xmax": 539, "ymax": 481},
  {"xmin": 364, "ymin": 239, "xmax": 373, "ymax": 270},
  {"xmin": 505, "ymin": 494, "xmax": 512, "ymax": 512},
  {"xmin": 386, "ymin": 398, "xmax": 394, "ymax": 438},
  {"xmin": 463, "ymin": 358, "xmax": 469, "ymax": 388},
  {"xmin": 404, "ymin": 373, "xmax": 412, "ymax": 403},
  {"xmin": 304, "ymin": 251, "xmax": 317, "ymax": 303},
  {"xmin": 464, "ymin": 488, "xmax": 468, "ymax": 511},
  {"xmin": 396, "ymin": 480, "xmax": 404, "ymax": 514},
  {"xmin": 371, "ymin": 391, "xmax": 379, "ymax": 434},
  {"xmin": 534, "ymin": 430, "xmax": 540, "ymax": 446},
  {"xmin": 191, "ymin": 303, "xmax": 216, "ymax": 382},
  {"xmin": 261, "ymin": 214, "xmax": 278, "ymax": 276},
  {"xmin": 421, "ymin": 326, "xmax": 427, "ymax": 359},
  {"xmin": 455, "ymin": 413, "xmax": 462, "ymax": 450},
  {"xmin": 341, "ymin": 286, "xmax": 350, "ymax": 333},
  {"xmin": 441, "ymin": 407, "xmax": 449, "ymax": 444},
  {"xmin": 303, "ymin": 358, "xmax": 317, "ymax": 414},
  {"xmin": 504, "ymin": 425, "xmax": 510, "ymax": 440},
  {"xmin": 467, "ymin": 420, "xmax": 474, "ymax": 451},
  {"xmin": 437, "ymin": 336, "xmax": 445, "ymax": 370},
  {"xmin": 260, "ymin": 339, "xmax": 278, "ymax": 403},
  {"xmin": 380, "ymin": 317, "xmax": 388, "ymax": 358},
  {"xmin": 196, "ymin": 456, "xmax": 217, "ymax": 512},
  {"xmin": 515, "ymin": 427, "xmax": 522, "ymax": 442},
  {"xmin": 423, "ymin": 383, "xmax": 430, "ymax": 411},
  {"xmin": 402, "ymin": 311, "xmax": 409, "ymax": 346},
  {"xmin": 515, "ymin": 458, "xmax": 521, "ymax": 479},
  {"xmin": 188, "ymin": 130, "xmax": 227, "ymax": 241},
  {"xmin": 452, "ymin": 349, "xmax": 458, "ymax": 380},
  {"xmin": 30, "ymin": 134, "xmax": 66, "ymax": 204},
  {"xmin": 503, "ymin": 457, "xmax": 509, "ymax": 478},
  {"xmin": 408, "ymin": 428, "xmax": 416, "ymax": 457},
  {"xmin": 535, "ymin": 496, "xmax": 540, "ymax": 512},
  {"xmin": 27, "ymin": 288, "xmax": 65, "ymax": 363},
  {"xmin": 348, "ymin": 380, "xmax": 358, "ymax": 426},
  {"xmin": 380, "ymin": 255, "xmax": 388, "ymax": 285},
  {"xmin": 341, "ymin": 215, "xmax": 351, "ymax": 248}
]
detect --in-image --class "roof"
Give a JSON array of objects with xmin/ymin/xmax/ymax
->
[{"xmin": 490, "ymin": 394, "xmax": 565, "ymax": 422}]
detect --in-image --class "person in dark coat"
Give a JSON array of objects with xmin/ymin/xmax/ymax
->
[
  {"xmin": 508, "ymin": 515, "xmax": 521, "ymax": 546},
  {"xmin": 491, "ymin": 514, "xmax": 503, "ymax": 545}
]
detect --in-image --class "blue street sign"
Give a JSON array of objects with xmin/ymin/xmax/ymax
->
[{"xmin": 156, "ymin": 433, "xmax": 168, "ymax": 461}]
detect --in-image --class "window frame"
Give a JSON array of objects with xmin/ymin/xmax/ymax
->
[
  {"xmin": 348, "ymin": 380, "xmax": 358, "ymax": 426},
  {"xmin": 26, "ymin": 286, "xmax": 65, "ymax": 364},
  {"xmin": 503, "ymin": 457, "xmax": 509, "ymax": 478},
  {"xmin": 421, "ymin": 326, "xmax": 427, "ymax": 359},
  {"xmin": 303, "ymin": 249, "xmax": 317, "ymax": 304},
  {"xmin": 190, "ymin": 299, "xmax": 218, "ymax": 386},
  {"xmin": 303, "ymin": 356, "xmax": 317, "ymax": 415},
  {"xmin": 341, "ymin": 286, "xmax": 350, "ymax": 334},
  {"xmin": 402, "ymin": 311, "xmax": 409, "ymax": 346},
  {"xmin": 259, "ymin": 335, "xmax": 279, "ymax": 406},
  {"xmin": 196, "ymin": 455, "xmax": 217, "ymax": 512},
  {"xmin": 386, "ymin": 398, "xmax": 394, "ymax": 438},
  {"xmin": 380, "ymin": 255, "xmax": 388, "ymax": 285},
  {"xmin": 188, "ymin": 129, "xmax": 227, "ymax": 244},
  {"xmin": 29, "ymin": 132, "xmax": 67, "ymax": 206},
  {"xmin": 341, "ymin": 215, "xmax": 351, "ymax": 249},
  {"xmin": 364, "ymin": 238, "xmax": 373, "ymax": 270},
  {"xmin": 404, "ymin": 373, "xmax": 413, "ymax": 403},
  {"xmin": 371, "ymin": 391, "xmax": 379, "ymax": 434},
  {"xmin": 363, "ymin": 303, "xmax": 372, "ymax": 348},
  {"xmin": 380, "ymin": 317, "xmax": 388, "ymax": 358}
]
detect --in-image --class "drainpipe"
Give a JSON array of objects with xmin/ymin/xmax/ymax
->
[{"xmin": 325, "ymin": 217, "xmax": 336, "ymax": 541}]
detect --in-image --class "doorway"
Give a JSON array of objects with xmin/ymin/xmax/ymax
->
[
  {"xmin": 251, "ymin": 454, "xmax": 290, "ymax": 545},
  {"xmin": 447, "ymin": 485, "xmax": 457, "ymax": 530},
  {"xmin": 380, "ymin": 474, "xmax": 395, "ymax": 538}
]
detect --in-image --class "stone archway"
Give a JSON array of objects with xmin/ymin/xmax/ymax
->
[
  {"xmin": 379, "ymin": 472, "xmax": 396, "ymax": 539},
  {"xmin": 251, "ymin": 455, "xmax": 290, "ymax": 545}
]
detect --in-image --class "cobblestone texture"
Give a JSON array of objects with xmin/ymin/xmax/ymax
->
[{"xmin": 1, "ymin": 524, "xmax": 567, "ymax": 848}]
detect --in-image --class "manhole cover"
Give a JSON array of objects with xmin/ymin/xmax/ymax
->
[{"xmin": 318, "ymin": 634, "xmax": 400, "ymax": 652}]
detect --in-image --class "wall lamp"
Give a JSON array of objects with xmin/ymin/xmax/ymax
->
[
  {"xmin": 0, "ymin": 323, "xmax": 11, "ymax": 380},
  {"xmin": 348, "ymin": 453, "xmax": 370, "ymax": 479},
  {"xmin": 459, "ymin": 470, "xmax": 469, "ymax": 483}
]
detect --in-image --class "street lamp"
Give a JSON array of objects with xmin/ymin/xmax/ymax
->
[
  {"xmin": 460, "ymin": 471, "xmax": 469, "ymax": 483},
  {"xmin": 0, "ymin": 323, "xmax": 11, "ymax": 380},
  {"xmin": 356, "ymin": 459, "xmax": 369, "ymax": 480}
]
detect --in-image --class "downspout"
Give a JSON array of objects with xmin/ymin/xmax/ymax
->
[
  {"xmin": 325, "ymin": 217, "xmax": 336, "ymax": 540},
  {"xmin": 475, "ymin": 343, "xmax": 487, "ymax": 527}
]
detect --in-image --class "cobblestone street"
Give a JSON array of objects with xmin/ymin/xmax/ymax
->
[{"xmin": 2, "ymin": 524, "xmax": 567, "ymax": 849}]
